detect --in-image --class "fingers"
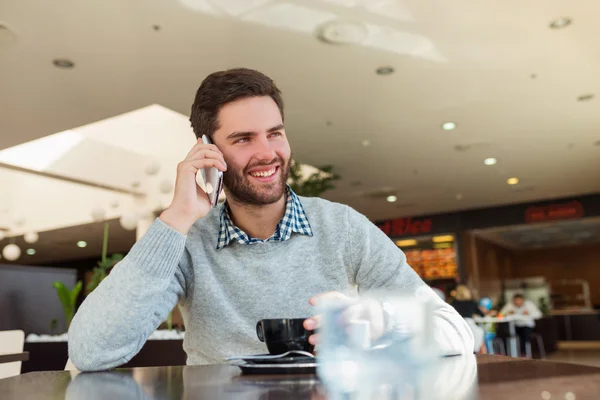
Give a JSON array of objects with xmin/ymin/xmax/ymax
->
[
  {"xmin": 186, "ymin": 149, "xmax": 227, "ymax": 171},
  {"xmin": 187, "ymin": 143, "xmax": 223, "ymax": 161},
  {"xmin": 305, "ymin": 292, "xmax": 351, "ymax": 347},
  {"xmin": 303, "ymin": 315, "xmax": 321, "ymax": 331},
  {"xmin": 186, "ymin": 139, "xmax": 222, "ymax": 159},
  {"xmin": 308, "ymin": 291, "xmax": 350, "ymax": 307},
  {"xmin": 178, "ymin": 157, "xmax": 226, "ymax": 175}
]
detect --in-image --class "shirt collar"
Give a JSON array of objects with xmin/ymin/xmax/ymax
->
[{"xmin": 216, "ymin": 186, "xmax": 313, "ymax": 250}]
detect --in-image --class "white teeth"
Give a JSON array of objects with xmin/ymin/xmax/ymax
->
[{"xmin": 250, "ymin": 168, "xmax": 276, "ymax": 178}]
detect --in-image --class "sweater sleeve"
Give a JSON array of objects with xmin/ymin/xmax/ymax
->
[
  {"xmin": 526, "ymin": 300, "xmax": 543, "ymax": 319},
  {"xmin": 345, "ymin": 206, "xmax": 474, "ymax": 356},
  {"xmin": 68, "ymin": 218, "xmax": 189, "ymax": 371}
]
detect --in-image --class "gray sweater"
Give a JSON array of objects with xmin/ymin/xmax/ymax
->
[{"xmin": 68, "ymin": 197, "xmax": 473, "ymax": 371}]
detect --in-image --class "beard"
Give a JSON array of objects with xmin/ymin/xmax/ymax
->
[{"xmin": 223, "ymin": 155, "xmax": 290, "ymax": 206}]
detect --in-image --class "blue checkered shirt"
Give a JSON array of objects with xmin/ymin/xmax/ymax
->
[{"xmin": 216, "ymin": 187, "xmax": 313, "ymax": 250}]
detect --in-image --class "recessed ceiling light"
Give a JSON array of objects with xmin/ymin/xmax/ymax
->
[
  {"xmin": 76, "ymin": 241, "xmax": 87, "ymax": 248},
  {"xmin": 376, "ymin": 66, "xmax": 394, "ymax": 75},
  {"xmin": 507, "ymin": 177, "xmax": 519, "ymax": 185},
  {"xmin": 577, "ymin": 94, "xmax": 594, "ymax": 102},
  {"xmin": 396, "ymin": 239, "xmax": 417, "ymax": 247},
  {"xmin": 386, "ymin": 195, "xmax": 397, "ymax": 203},
  {"xmin": 484, "ymin": 158, "xmax": 497, "ymax": 166},
  {"xmin": 361, "ymin": 140, "xmax": 371, "ymax": 147},
  {"xmin": 441, "ymin": 122, "xmax": 457, "ymax": 131},
  {"xmin": 432, "ymin": 235, "xmax": 454, "ymax": 243},
  {"xmin": 549, "ymin": 17, "xmax": 572, "ymax": 29},
  {"xmin": 26, "ymin": 248, "xmax": 36, "ymax": 255},
  {"xmin": 52, "ymin": 59, "xmax": 75, "ymax": 69}
]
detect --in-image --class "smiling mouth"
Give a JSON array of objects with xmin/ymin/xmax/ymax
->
[{"xmin": 249, "ymin": 167, "xmax": 278, "ymax": 178}]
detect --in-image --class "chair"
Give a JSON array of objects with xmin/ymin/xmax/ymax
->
[
  {"xmin": 491, "ymin": 338, "xmax": 506, "ymax": 355},
  {"xmin": 525, "ymin": 333, "xmax": 546, "ymax": 359},
  {"xmin": 0, "ymin": 330, "xmax": 25, "ymax": 379}
]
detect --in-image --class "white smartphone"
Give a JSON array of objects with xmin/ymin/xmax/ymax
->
[{"xmin": 198, "ymin": 135, "xmax": 224, "ymax": 207}]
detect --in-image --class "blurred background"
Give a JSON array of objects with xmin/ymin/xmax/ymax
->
[{"xmin": 1, "ymin": 0, "xmax": 599, "ymax": 372}]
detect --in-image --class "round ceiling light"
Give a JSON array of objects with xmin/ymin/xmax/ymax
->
[
  {"xmin": 53, "ymin": 59, "xmax": 75, "ymax": 69},
  {"xmin": 24, "ymin": 232, "xmax": 39, "ymax": 244},
  {"xmin": 484, "ymin": 158, "xmax": 497, "ymax": 166},
  {"xmin": 549, "ymin": 17, "xmax": 572, "ymax": 29},
  {"xmin": 507, "ymin": 177, "xmax": 519, "ymax": 185},
  {"xmin": 2, "ymin": 244, "xmax": 21, "ymax": 261},
  {"xmin": 442, "ymin": 122, "xmax": 457, "ymax": 131},
  {"xmin": 316, "ymin": 20, "xmax": 368, "ymax": 45},
  {"xmin": 26, "ymin": 248, "xmax": 36, "ymax": 256},
  {"xmin": 386, "ymin": 195, "xmax": 397, "ymax": 203},
  {"xmin": 376, "ymin": 66, "xmax": 395, "ymax": 76},
  {"xmin": 77, "ymin": 240, "xmax": 87, "ymax": 248},
  {"xmin": 361, "ymin": 140, "xmax": 371, "ymax": 147}
]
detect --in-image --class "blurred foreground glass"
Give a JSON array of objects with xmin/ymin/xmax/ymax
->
[{"xmin": 316, "ymin": 290, "xmax": 477, "ymax": 399}]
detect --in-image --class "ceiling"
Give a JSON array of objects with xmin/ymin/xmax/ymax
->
[
  {"xmin": 1, "ymin": 0, "xmax": 600, "ymax": 235},
  {"xmin": 473, "ymin": 217, "xmax": 600, "ymax": 250},
  {"xmin": 0, "ymin": 219, "xmax": 136, "ymax": 265}
]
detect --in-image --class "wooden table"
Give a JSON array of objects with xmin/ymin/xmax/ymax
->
[
  {"xmin": 1, "ymin": 355, "xmax": 599, "ymax": 399},
  {"xmin": 474, "ymin": 316, "xmax": 535, "ymax": 357},
  {"xmin": 0, "ymin": 352, "xmax": 29, "ymax": 364}
]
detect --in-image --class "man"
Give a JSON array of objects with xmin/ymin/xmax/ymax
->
[
  {"xmin": 500, "ymin": 293, "xmax": 542, "ymax": 356},
  {"xmin": 68, "ymin": 68, "xmax": 473, "ymax": 371}
]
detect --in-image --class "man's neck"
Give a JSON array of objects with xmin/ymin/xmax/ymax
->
[{"xmin": 226, "ymin": 193, "xmax": 287, "ymax": 240}]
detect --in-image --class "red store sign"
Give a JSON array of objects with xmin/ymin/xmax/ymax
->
[
  {"xmin": 525, "ymin": 201, "xmax": 584, "ymax": 223},
  {"xmin": 377, "ymin": 217, "xmax": 433, "ymax": 236}
]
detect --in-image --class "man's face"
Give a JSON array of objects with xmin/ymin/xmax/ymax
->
[
  {"xmin": 513, "ymin": 297, "xmax": 524, "ymax": 308},
  {"xmin": 212, "ymin": 96, "xmax": 291, "ymax": 206}
]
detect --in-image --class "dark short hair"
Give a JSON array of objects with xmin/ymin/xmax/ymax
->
[
  {"xmin": 189, "ymin": 68, "xmax": 284, "ymax": 139},
  {"xmin": 513, "ymin": 293, "xmax": 525, "ymax": 300}
]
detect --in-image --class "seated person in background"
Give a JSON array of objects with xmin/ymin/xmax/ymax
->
[
  {"xmin": 500, "ymin": 293, "xmax": 542, "ymax": 356},
  {"xmin": 68, "ymin": 68, "xmax": 473, "ymax": 371},
  {"xmin": 478, "ymin": 297, "xmax": 497, "ymax": 353},
  {"xmin": 478, "ymin": 297, "xmax": 494, "ymax": 316},
  {"xmin": 450, "ymin": 285, "xmax": 485, "ymax": 354}
]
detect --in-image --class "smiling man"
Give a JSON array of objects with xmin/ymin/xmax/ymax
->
[{"xmin": 68, "ymin": 68, "xmax": 473, "ymax": 371}]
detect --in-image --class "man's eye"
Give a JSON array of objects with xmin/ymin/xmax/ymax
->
[
  {"xmin": 270, "ymin": 132, "xmax": 282, "ymax": 137},
  {"xmin": 234, "ymin": 138, "xmax": 249, "ymax": 144}
]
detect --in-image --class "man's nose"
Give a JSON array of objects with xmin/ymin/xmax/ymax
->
[{"xmin": 254, "ymin": 136, "xmax": 277, "ymax": 161}]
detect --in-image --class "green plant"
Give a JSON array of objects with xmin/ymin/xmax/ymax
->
[
  {"xmin": 538, "ymin": 297, "xmax": 551, "ymax": 317},
  {"xmin": 288, "ymin": 160, "xmax": 341, "ymax": 197},
  {"xmin": 52, "ymin": 280, "xmax": 82, "ymax": 330},
  {"xmin": 49, "ymin": 318, "xmax": 58, "ymax": 334},
  {"xmin": 86, "ymin": 222, "xmax": 124, "ymax": 294}
]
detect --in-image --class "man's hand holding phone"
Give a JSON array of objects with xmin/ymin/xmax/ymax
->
[{"xmin": 160, "ymin": 137, "xmax": 227, "ymax": 234}]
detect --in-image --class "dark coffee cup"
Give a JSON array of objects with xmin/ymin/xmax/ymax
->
[{"xmin": 256, "ymin": 318, "xmax": 314, "ymax": 355}]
